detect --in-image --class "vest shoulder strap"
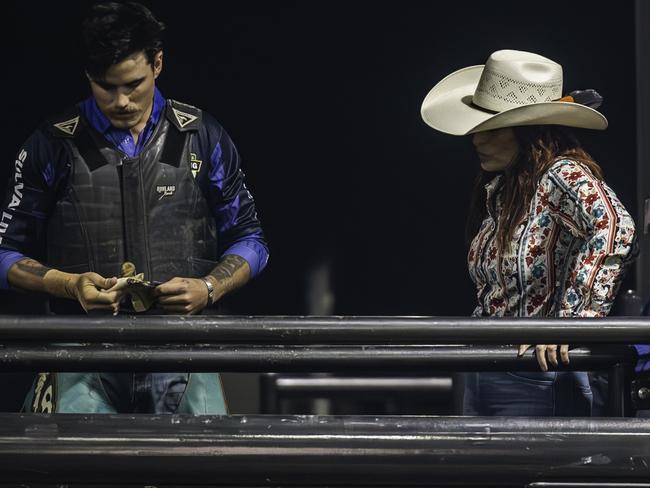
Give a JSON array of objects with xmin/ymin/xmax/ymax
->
[
  {"xmin": 161, "ymin": 100, "xmax": 202, "ymax": 167},
  {"xmin": 166, "ymin": 100, "xmax": 202, "ymax": 132},
  {"xmin": 45, "ymin": 106, "xmax": 109, "ymax": 171},
  {"xmin": 45, "ymin": 106, "xmax": 85, "ymax": 139}
]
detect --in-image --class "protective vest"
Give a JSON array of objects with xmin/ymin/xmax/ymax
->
[{"xmin": 45, "ymin": 100, "xmax": 219, "ymax": 293}]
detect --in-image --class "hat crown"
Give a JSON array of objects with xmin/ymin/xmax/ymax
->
[{"xmin": 473, "ymin": 49, "xmax": 563, "ymax": 113}]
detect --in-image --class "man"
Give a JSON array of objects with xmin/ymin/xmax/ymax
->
[{"xmin": 0, "ymin": 2, "xmax": 268, "ymax": 414}]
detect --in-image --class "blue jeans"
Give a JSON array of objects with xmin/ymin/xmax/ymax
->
[
  {"xmin": 103, "ymin": 372, "xmax": 190, "ymax": 413},
  {"xmin": 463, "ymin": 371, "xmax": 593, "ymax": 416},
  {"xmin": 25, "ymin": 372, "xmax": 227, "ymax": 414}
]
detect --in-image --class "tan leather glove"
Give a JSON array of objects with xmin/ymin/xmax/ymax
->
[{"xmin": 109, "ymin": 262, "xmax": 159, "ymax": 312}]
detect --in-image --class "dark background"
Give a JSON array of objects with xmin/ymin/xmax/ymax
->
[{"xmin": 0, "ymin": 1, "xmax": 638, "ymax": 410}]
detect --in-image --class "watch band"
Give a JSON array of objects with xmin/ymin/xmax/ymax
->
[{"xmin": 202, "ymin": 277, "xmax": 215, "ymax": 306}]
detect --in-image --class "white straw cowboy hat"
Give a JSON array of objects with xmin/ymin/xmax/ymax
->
[{"xmin": 420, "ymin": 49, "xmax": 608, "ymax": 136}]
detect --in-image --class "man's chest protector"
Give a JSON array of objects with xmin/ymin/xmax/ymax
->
[{"xmin": 45, "ymin": 100, "xmax": 218, "ymax": 284}]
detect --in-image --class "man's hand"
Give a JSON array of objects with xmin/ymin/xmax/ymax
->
[
  {"xmin": 8, "ymin": 258, "xmax": 122, "ymax": 314},
  {"xmin": 518, "ymin": 344, "xmax": 570, "ymax": 372},
  {"xmin": 72, "ymin": 272, "xmax": 122, "ymax": 314},
  {"xmin": 154, "ymin": 255, "xmax": 251, "ymax": 315},
  {"xmin": 154, "ymin": 277, "xmax": 212, "ymax": 315},
  {"xmin": 39, "ymin": 268, "xmax": 121, "ymax": 314}
]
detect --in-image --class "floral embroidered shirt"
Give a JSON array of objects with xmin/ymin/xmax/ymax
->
[{"xmin": 468, "ymin": 159, "xmax": 636, "ymax": 318}]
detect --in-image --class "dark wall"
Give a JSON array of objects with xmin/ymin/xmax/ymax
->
[{"xmin": 0, "ymin": 0, "xmax": 637, "ymax": 317}]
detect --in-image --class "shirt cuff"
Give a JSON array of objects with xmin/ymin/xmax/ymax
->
[
  {"xmin": 222, "ymin": 239, "xmax": 269, "ymax": 279},
  {"xmin": 0, "ymin": 250, "xmax": 25, "ymax": 289}
]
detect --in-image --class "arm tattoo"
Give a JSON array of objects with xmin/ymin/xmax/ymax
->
[
  {"xmin": 210, "ymin": 255, "xmax": 247, "ymax": 283},
  {"xmin": 15, "ymin": 259, "xmax": 51, "ymax": 278}
]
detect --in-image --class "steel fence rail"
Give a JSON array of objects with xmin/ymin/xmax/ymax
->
[
  {"xmin": 1, "ymin": 315, "xmax": 650, "ymax": 344},
  {"xmin": 0, "ymin": 344, "xmax": 637, "ymax": 372},
  {"xmin": 273, "ymin": 375, "xmax": 454, "ymax": 394},
  {"xmin": 0, "ymin": 414, "xmax": 648, "ymax": 486}
]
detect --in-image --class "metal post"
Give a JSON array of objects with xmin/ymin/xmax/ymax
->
[
  {"xmin": 259, "ymin": 372, "xmax": 280, "ymax": 414},
  {"xmin": 637, "ymin": 0, "xmax": 650, "ymax": 301},
  {"xmin": 608, "ymin": 363, "xmax": 627, "ymax": 417}
]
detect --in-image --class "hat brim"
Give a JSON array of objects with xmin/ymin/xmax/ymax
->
[{"xmin": 420, "ymin": 65, "xmax": 608, "ymax": 136}]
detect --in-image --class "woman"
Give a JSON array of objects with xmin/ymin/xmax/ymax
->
[{"xmin": 420, "ymin": 50, "xmax": 636, "ymax": 416}]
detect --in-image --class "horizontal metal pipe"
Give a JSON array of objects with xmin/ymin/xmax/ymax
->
[
  {"xmin": 274, "ymin": 376, "xmax": 454, "ymax": 394},
  {"xmin": 0, "ymin": 344, "xmax": 636, "ymax": 372},
  {"xmin": 528, "ymin": 484, "xmax": 650, "ymax": 488},
  {"xmin": 0, "ymin": 414, "xmax": 648, "ymax": 486},
  {"xmin": 2, "ymin": 315, "xmax": 650, "ymax": 344}
]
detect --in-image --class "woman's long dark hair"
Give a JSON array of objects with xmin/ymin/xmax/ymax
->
[{"xmin": 465, "ymin": 125, "xmax": 604, "ymax": 252}]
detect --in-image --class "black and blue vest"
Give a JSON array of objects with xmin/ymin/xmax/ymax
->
[{"xmin": 45, "ymin": 100, "xmax": 219, "ymax": 292}]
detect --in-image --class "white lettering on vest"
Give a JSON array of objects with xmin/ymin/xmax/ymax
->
[
  {"xmin": 8, "ymin": 149, "xmax": 26, "ymax": 208},
  {"xmin": 1, "ymin": 149, "xmax": 28, "ymax": 244}
]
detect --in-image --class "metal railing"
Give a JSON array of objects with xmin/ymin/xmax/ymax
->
[
  {"xmin": 2, "ymin": 315, "xmax": 650, "ymax": 343},
  {"xmin": 0, "ymin": 343, "xmax": 636, "ymax": 372},
  {"xmin": 0, "ymin": 315, "xmax": 649, "ymax": 486},
  {"xmin": 0, "ymin": 414, "xmax": 648, "ymax": 486}
]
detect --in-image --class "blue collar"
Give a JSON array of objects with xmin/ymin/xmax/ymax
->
[{"xmin": 79, "ymin": 87, "xmax": 166, "ymax": 156}]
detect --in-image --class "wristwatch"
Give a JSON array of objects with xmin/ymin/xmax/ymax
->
[{"xmin": 202, "ymin": 277, "xmax": 215, "ymax": 306}]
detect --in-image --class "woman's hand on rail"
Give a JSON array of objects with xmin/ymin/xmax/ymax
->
[{"xmin": 517, "ymin": 344, "xmax": 570, "ymax": 371}]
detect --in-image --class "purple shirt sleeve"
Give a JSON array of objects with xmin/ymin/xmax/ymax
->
[
  {"xmin": 0, "ymin": 129, "xmax": 60, "ymax": 289},
  {"xmin": 201, "ymin": 122, "xmax": 269, "ymax": 279},
  {"xmin": 0, "ymin": 250, "xmax": 25, "ymax": 289},
  {"xmin": 222, "ymin": 234, "xmax": 269, "ymax": 278}
]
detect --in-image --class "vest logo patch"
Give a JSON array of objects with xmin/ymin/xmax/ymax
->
[
  {"xmin": 190, "ymin": 153, "xmax": 202, "ymax": 178},
  {"xmin": 53, "ymin": 116, "xmax": 80, "ymax": 136},
  {"xmin": 172, "ymin": 108, "xmax": 198, "ymax": 128},
  {"xmin": 157, "ymin": 185, "xmax": 176, "ymax": 200}
]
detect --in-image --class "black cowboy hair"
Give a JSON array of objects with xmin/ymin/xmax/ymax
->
[{"xmin": 82, "ymin": 2, "xmax": 165, "ymax": 79}]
